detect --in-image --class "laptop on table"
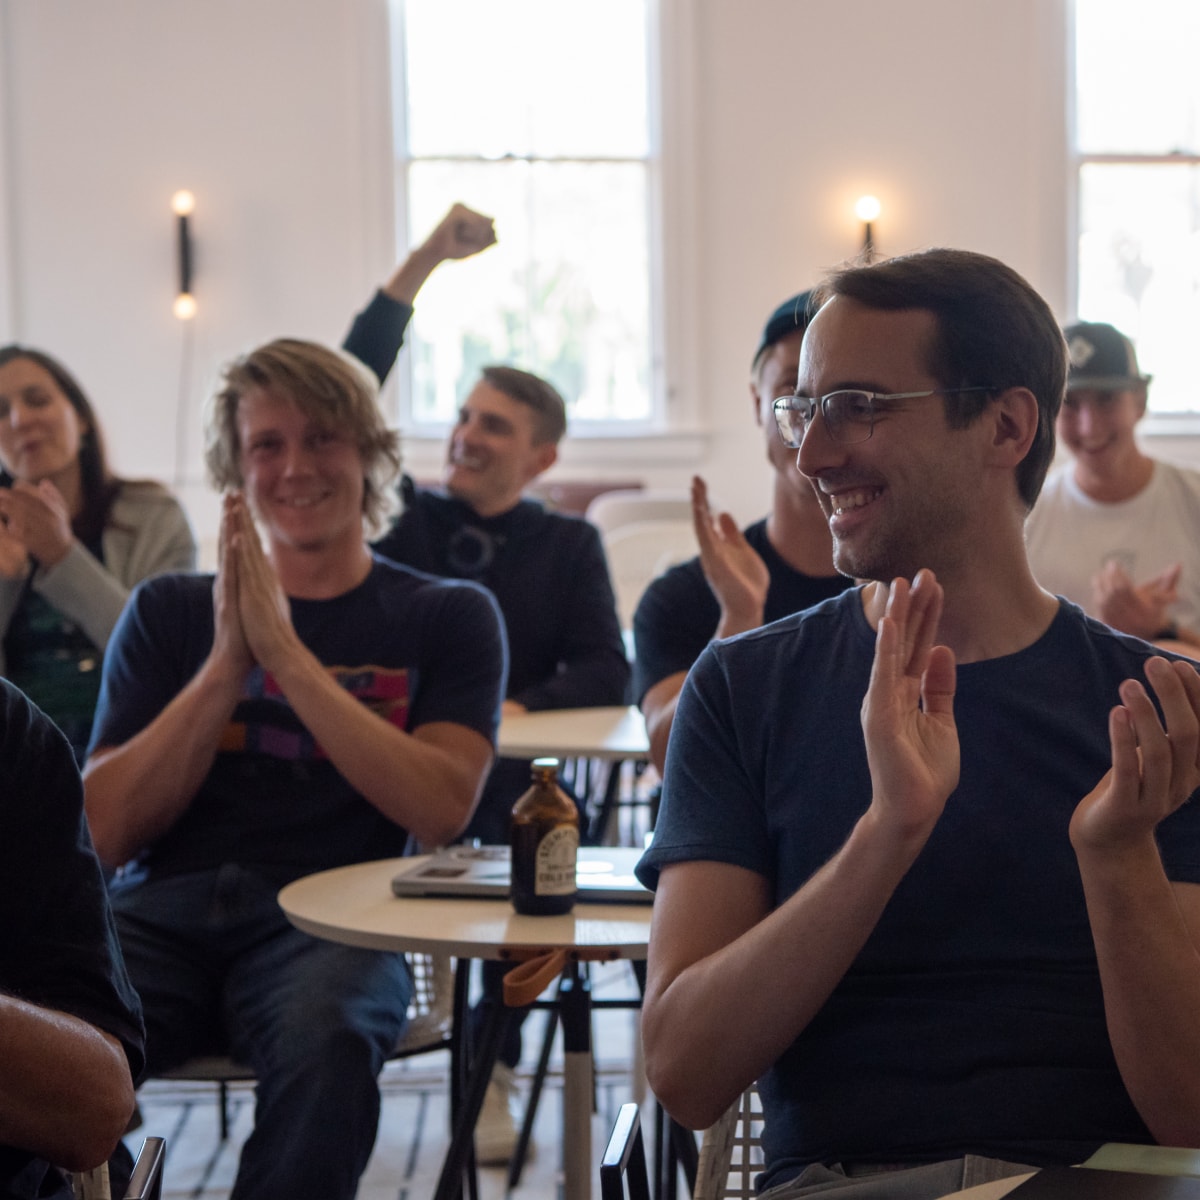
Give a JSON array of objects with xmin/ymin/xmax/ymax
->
[{"xmin": 390, "ymin": 845, "xmax": 652, "ymax": 905}]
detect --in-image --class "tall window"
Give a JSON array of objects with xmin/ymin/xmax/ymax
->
[
  {"xmin": 389, "ymin": 0, "xmax": 658, "ymax": 432},
  {"xmin": 1074, "ymin": 0, "xmax": 1200, "ymax": 415}
]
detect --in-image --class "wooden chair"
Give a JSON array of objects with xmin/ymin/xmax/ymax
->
[
  {"xmin": 70, "ymin": 1135, "xmax": 165, "ymax": 1200},
  {"xmin": 153, "ymin": 951, "xmax": 454, "ymax": 1140},
  {"xmin": 692, "ymin": 1086, "xmax": 763, "ymax": 1200}
]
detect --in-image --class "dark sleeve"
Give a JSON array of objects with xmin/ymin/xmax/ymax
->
[
  {"xmin": 631, "ymin": 556, "xmax": 720, "ymax": 705},
  {"xmin": 371, "ymin": 478, "xmax": 434, "ymax": 573},
  {"xmin": 0, "ymin": 682, "xmax": 145, "ymax": 1080},
  {"xmin": 635, "ymin": 641, "xmax": 770, "ymax": 891},
  {"xmin": 409, "ymin": 579, "xmax": 508, "ymax": 743},
  {"xmin": 511, "ymin": 522, "xmax": 630, "ymax": 711},
  {"xmin": 88, "ymin": 575, "xmax": 208, "ymax": 755},
  {"xmin": 341, "ymin": 290, "xmax": 415, "ymax": 387}
]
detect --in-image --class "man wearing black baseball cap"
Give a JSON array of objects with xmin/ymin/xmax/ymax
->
[
  {"xmin": 1026, "ymin": 320, "xmax": 1200, "ymax": 653},
  {"xmin": 632, "ymin": 291, "xmax": 852, "ymax": 772}
]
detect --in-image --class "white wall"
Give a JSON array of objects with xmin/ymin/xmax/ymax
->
[
  {"xmin": 0, "ymin": 0, "xmax": 393, "ymax": 548},
  {"xmin": 688, "ymin": 0, "xmax": 1072, "ymax": 524},
  {"xmin": 0, "ymin": 0, "xmax": 1112, "ymax": 550}
]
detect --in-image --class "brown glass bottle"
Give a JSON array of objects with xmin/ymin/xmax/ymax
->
[{"xmin": 510, "ymin": 757, "xmax": 580, "ymax": 915}]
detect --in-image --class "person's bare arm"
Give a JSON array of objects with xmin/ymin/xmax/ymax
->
[
  {"xmin": 84, "ymin": 497, "xmax": 252, "ymax": 867},
  {"xmin": 643, "ymin": 572, "xmax": 959, "ymax": 1127},
  {"xmin": 643, "ymin": 671, "xmax": 687, "ymax": 775},
  {"xmin": 1070, "ymin": 655, "xmax": 1200, "ymax": 1147},
  {"xmin": 381, "ymin": 203, "xmax": 496, "ymax": 306},
  {"xmin": 691, "ymin": 476, "xmax": 770, "ymax": 639},
  {"xmin": 230, "ymin": 498, "xmax": 493, "ymax": 846},
  {"xmin": 641, "ymin": 477, "xmax": 771, "ymax": 774},
  {"xmin": 0, "ymin": 996, "xmax": 134, "ymax": 1171}
]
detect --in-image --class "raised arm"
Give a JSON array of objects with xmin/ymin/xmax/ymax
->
[
  {"xmin": 381, "ymin": 202, "xmax": 496, "ymax": 307},
  {"xmin": 639, "ymin": 476, "xmax": 770, "ymax": 773},
  {"xmin": 228, "ymin": 497, "xmax": 497, "ymax": 847},
  {"xmin": 1070, "ymin": 654, "xmax": 1200, "ymax": 1147},
  {"xmin": 343, "ymin": 203, "xmax": 496, "ymax": 386},
  {"xmin": 643, "ymin": 572, "xmax": 958, "ymax": 1127}
]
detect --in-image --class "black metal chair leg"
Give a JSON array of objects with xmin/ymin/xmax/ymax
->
[{"xmin": 507, "ymin": 998, "xmax": 560, "ymax": 1189}]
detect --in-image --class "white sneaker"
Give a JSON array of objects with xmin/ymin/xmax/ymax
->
[{"xmin": 475, "ymin": 1062, "xmax": 525, "ymax": 1166}]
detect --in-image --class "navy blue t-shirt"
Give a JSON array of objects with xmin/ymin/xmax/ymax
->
[
  {"xmin": 640, "ymin": 590, "xmax": 1200, "ymax": 1187},
  {"xmin": 90, "ymin": 556, "xmax": 507, "ymax": 884}
]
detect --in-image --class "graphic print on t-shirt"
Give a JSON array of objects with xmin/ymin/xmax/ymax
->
[{"xmin": 218, "ymin": 664, "xmax": 411, "ymax": 760}]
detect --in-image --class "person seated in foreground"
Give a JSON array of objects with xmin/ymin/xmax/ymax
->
[
  {"xmin": 0, "ymin": 679, "xmax": 142, "ymax": 1199},
  {"xmin": 638, "ymin": 248, "xmax": 1200, "ymax": 1200},
  {"xmin": 1026, "ymin": 321, "xmax": 1200, "ymax": 657},
  {"xmin": 632, "ymin": 291, "xmax": 851, "ymax": 774},
  {"xmin": 82, "ymin": 339, "xmax": 507, "ymax": 1200},
  {"xmin": 346, "ymin": 212, "xmax": 629, "ymax": 1162}
]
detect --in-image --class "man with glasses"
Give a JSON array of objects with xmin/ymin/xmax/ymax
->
[
  {"xmin": 638, "ymin": 248, "xmax": 1200, "ymax": 1199},
  {"xmin": 632, "ymin": 292, "xmax": 851, "ymax": 773},
  {"xmin": 1026, "ymin": 321, "xmax": 1200, "ymax": 655}
]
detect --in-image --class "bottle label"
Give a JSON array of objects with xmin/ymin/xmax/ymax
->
[{"xmin": 535, "ymin": 825, "xmax": 579, "ymax": 896}]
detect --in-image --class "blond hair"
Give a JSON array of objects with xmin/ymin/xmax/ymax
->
[{"xmin": 205, "ymin": 339, "xmax": 402, "ymax": 535}]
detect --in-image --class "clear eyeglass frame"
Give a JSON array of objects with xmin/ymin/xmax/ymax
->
[{"xmin": 772, "ymin": 387, "xmax": 996, "ymax": 447}]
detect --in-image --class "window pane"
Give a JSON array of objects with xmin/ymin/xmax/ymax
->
[
  {"xmin": 1076, "ymin": 0, "xmax": 1200, "ymax": 154},
  {"xmin": 405, "ymin": 159, "xmax": 652, "ymax": 425},
  {"xmin": 401, "ymin": 0, "xmax": 649, "ymax": 159},
  {"xmin": 1077, "ymin": 162, "xmax": 1200, "ymax": 414}
]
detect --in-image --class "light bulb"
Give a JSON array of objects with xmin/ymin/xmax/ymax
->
[
  {"xmin": 173, "ymin": 293, "xmax": 197, "ymax": 321},
  {"xmin": 855, "ymin": 194, "xmax": 882, "ymax": 223},
  {"xmin": 171, "ymin": 190, "xmax": 196, "ymax": 217}
]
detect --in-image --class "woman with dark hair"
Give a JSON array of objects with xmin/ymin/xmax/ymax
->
[{"xmin": 0, "ymin": 346, "xmax": 195, "ymax": 760}]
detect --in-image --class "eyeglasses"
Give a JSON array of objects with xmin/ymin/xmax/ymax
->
[{"xmin": 772, "ymin": 387, "xmax": 996, "ymax": 447}]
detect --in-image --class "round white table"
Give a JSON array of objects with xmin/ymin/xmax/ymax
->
[
  {"xmin": 279, "ymin": 857, "xmax": 653, "ymax": 1200},
  {"xmin": 497, "ymin": 705, "xmax": 653, "ymax": 843},
  {"xmin": 497, "ymin": 704, "xmax": 650, "ymax": 763}
]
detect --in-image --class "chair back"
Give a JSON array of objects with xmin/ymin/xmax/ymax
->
[
  {"xmin": 395, "ymin": 951, "xmax": 454, "ymax": 1053},
  {"xmin": 602, "ymin": 519, "xmax": 698, "ymax": 629},
  {"xmin": 600, "ymin": 1102, "xmax": 652, "ymax": 1200},
  {"xmin": 693, "ymin": 1087, "xmax": 763, "ymax": 1200},
  {"xmin": 585, "ymin": 489, "xmax": 692, "ymax": 535}
]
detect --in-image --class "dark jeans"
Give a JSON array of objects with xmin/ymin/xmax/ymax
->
[{"xmin": 111, "ymin": 865, "xmax": 412, "ymax": 1200}]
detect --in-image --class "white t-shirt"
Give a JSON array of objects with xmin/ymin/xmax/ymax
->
[{"xmin": 1026, "ymin": 459, "xmax": 1200, "ymax": 632}]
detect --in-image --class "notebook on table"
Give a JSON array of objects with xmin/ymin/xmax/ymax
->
[{"xmin": 390, "ymin": 844, "xmax": 653, "ymax": 905}]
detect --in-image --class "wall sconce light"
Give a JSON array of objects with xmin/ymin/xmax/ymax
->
[
  {"xmin": 171, "ymin": 190, "xmax": 197, "ymax": 320},
  {"xmin": 855, "ymin": 194, "xmax": 881, "ymax": 262}
]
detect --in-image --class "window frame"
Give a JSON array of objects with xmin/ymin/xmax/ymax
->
[
  {"xmin": 1069, "ymin": 0, "xmax": 1200, "ymax": 430},
  {"xmin": 381, "ymin": 0, "xmax": 705, "ymax": 471}
]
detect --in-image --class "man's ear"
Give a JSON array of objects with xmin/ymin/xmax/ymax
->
[
  {"xmin": 988, "ymin": 386, "xmax": 1040, "ymax": 469},
  {"xmin": 750, "ymin": 379, "xmax": 766, "ymax": 429},
  {"xmin": 530, "ymin": 442, "xmax": 558, "ymax": 479}
]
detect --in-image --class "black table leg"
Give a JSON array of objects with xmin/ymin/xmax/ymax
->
[{"xmin": 433, "ymin": 966, "xmax": 514, "ymax": 1200}]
